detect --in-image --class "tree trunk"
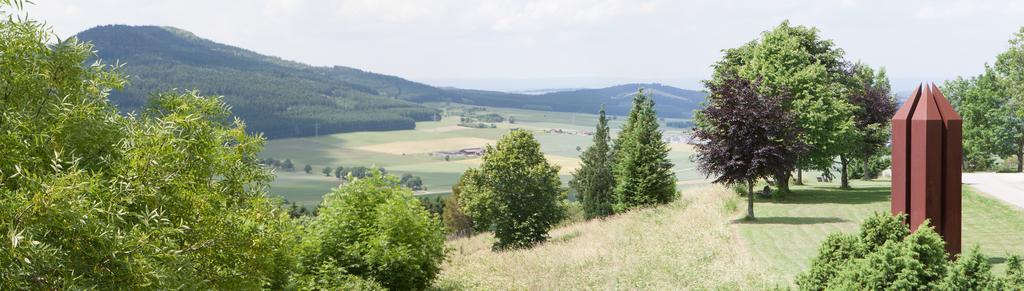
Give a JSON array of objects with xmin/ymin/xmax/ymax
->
[
  {"xmin": 773, "ymin": 171, "xmax": 791, "ymax": 195},
  {"xmin": 1017, "ymin": 143, "xmax": 1023, "ymax": 172},
  {"xmin": 862, "ymin": 152, "xmax": 872, "ymax": 181},
  {"xmin": 794, "ymin": 167, "xmax": 804, "ymax": 185},
  {"xmin": 747, "ymin": 179, "xmax": 755, "ymax": 220},
  {"xmin": 840, "ymin": 155, "xmax": 851, "ymax": 189}
]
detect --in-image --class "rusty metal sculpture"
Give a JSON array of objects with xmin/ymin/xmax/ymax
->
[{"xmin": 891, "ymin": 83, "xmax": 962, "ymax": 255}]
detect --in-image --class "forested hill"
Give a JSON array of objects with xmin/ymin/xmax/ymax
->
[
  {"xmin": 76, "ymin": 25, "xmax": 446, "ymax": 139},
  {"xmin": 438, "ymin": 83, "xmax": 705, "ymax": 118},
  {"xmin": 77, "ymin": 25, "xmax": 705, "ymax": 138}
]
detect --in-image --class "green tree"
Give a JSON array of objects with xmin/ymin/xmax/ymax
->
[
  {"xmin": 301, "ymin": 170, "xmax": 446, "ymax": 290},
  {"xmin": 322, "ymin": 166, "xmax": 332, "ymax": 176},
  {"xmin": 943, "ymin": 67, "xmax": 1016, "ymax": 171},
  {"xmin": 712, "ymin": 21, "xmax": 855, "ymax": 192},
  {"xmin": 334, "ymin": 166, "xmax": 344, "ymax": 179},
  {"xmin": 995, "ymin": 27, "xmax": 1024, "ymax": 172},
  {"xmin": 612, "ymin": 91, "xmax": 677, "ymax": 212},
  {"xmin": 349, "ymin": 166, "xmax": 369, "ymax": 178},
  {"xmin": 571, "ymin": 106, "xmax": 616, "ymax": 218},
  {"xmin": 458, "ymin": 130, "xmax": 564, "ymax": 249},
  {"xmin": 282, "ymin": 158, "xmax": 295, "ymax": 172},
  {"xmin": 0, "ymin": 4, "xmax": 298, "ymax": 288},
  {"xmin": 840, "ymin": 63, "xmax": 898, "ymax": 187},
  {"xmin": 443, "ymin": 177, "xmax": 475, "ymax": 237},
  {"xmin": 304, "ymin": 164, "xmax": 313, "ymax": 174}
]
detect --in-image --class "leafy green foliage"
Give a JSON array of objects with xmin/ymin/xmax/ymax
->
[
  {"xmin": 0, "ymin": 8, "xmax": 299, "ymax": 288},
  {"xmin": 1007, "ymin": 255, "xmax": 1024, "ymax": 288},
  {"xmin": 995, "ymin": 27, "xmax": 1024, "ymax": 172},
  {"xmin": 841, "ymin": 62, "xmax": 897, "ymax": 186},
  {"xmin": 458, "ymin": 130, "xmax": 565, "ymax": 249},
  {"xmin": 710, "ymin": 21, "xmax": 856, "ymax": 191},
  {"xmin": 943, "ymin": 26, "xmax": 1024, "ymax": 173},
  {"xmin": 943, "ymin": 67, "xmax": 1017, "ymax": 171},
  {"xmin": 302, "ymin": 171, "xmax": 447, "ymax": 290},
  {"xmin": 797, "ymin": 213, "xmax": 1022, "ymax": 290},
  {"xmin": 612, "ymin": 91, "xmax": 677, "ymax": 212},
  {"xmin": 942, "ymin": 247, "xmax": 1002, "ymax": 290},
  {"xmin": 291, "ymin": 259, "xmax": 386, "ymax": 291},
  {"xmin": 571, "ymin": 106, "xmax": 616, "ymax": 219},
  {"xmin": 444, "ymin": 178, "xmax": 475, "ymax": 237}
]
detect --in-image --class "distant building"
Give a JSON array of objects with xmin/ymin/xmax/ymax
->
[{"xmin": 459, "ymin": 147, "xmax": 485, "ymax": 156}]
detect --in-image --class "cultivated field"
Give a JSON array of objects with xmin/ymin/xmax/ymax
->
[{"xmin": 261, "ymin": 105, "xmax": 704, "ymax": 206}]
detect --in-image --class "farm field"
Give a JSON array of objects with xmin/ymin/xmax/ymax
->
[
  {"xmin": 737, "ymin": 179, "xmax": 1024, "ymax": 286},
  {"xmin": 261, "ymin": 105, "xmax": 704, "ymax": 206}
]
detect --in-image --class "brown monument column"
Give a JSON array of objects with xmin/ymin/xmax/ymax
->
[{"xmin": 891, "ymin": 83, "xmax": 962, "ymax": 255}]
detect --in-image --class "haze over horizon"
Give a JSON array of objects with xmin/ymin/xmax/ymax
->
[{"xmin": 28, "ymin": 0, "xmax": 1024, "ymax": 91}]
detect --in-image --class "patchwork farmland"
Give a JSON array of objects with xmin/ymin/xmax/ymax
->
[{"xmin": 260, "ymin": 105, "xmax": 703, "ymax": 207}]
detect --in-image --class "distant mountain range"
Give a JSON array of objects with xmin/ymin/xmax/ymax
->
[{"xmin": 76, "ymin": 25, "xmax": 705, "ymax": 138}]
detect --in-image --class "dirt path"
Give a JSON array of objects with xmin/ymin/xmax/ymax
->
[{"xmin": 962, "ymin": 172, "xmax": 1024, "ymax": 209}]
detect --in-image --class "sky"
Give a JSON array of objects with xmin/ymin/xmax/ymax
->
[{"xmin": 23, "ymin": 0, "xmax": 1024, "ymax": 91}]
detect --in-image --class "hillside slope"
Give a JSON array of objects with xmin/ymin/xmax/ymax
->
[
  {"xmin": 437, "ymin": 186, "xmax": 767, "ymax": 290},
  {"xmin": 445, "ymin": 83, "xmax": 705, "ymax": 118},
  {"xmin": 76, "ymin": 25, "xmax": 442, "ymax": 139},
  {"xmin": 76, "ymin": 25, "xmax": 705, "ymax": 138}
]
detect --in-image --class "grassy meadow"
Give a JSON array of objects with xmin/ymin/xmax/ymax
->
[
  {"xmin": 437, "ymin": 186, "xmax": 769, "ymax": 290},
  {"xmin": 437, "ymin": 178, "xmax": 1024, "ymax": 289},
  {"xmin": 261, "ymin": 105, "xmax": 703, "ymax": 207}
]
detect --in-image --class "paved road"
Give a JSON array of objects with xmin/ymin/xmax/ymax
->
[{"xmin": 962, "ymin": 173, "xmax": 1024, "ymax": 209}]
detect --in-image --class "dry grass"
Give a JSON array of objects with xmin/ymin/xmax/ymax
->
[
  {"xmin": 435, "ymin": 186, "xmax": 768, "ymax": 290},
  {"xmin": 354, "ymin": 137, "xmax": 496, "ymax": 155}
]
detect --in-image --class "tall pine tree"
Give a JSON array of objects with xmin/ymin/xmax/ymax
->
[
  {"xmin": 612, "ymin": 90, "xmax": 677, "ymax": 213},
  {"xmin": 571, "ymin": 106, "xmax": 615, "ymax": 218}
]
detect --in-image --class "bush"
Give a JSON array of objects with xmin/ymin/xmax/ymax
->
[
  {"xmin": 942, "ymin": 246, "xmax": 1002, "ymax": 290},
  {"xmin": 458, "ymin": 130, "xmax": 565, "ymax": 249},
  {"xmin": 444, "ymin": 178, "xmax": 475, "ymax": 237},
  {"xmin": 302, "ymin": 171, "xmax": 447, "ymax": 290},
  {"xmin": 849, "ymin": 153, "xmax": 890, "ymax": 180},
  {"xmin": 797, "ymin": 213, "xmax": 1023, "ymax": 290},
  {"xmin": 291, "ymin": 259, "xmax": 385, "ymax": 291}
]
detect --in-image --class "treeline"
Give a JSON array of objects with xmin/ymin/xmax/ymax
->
[
  {"xmin": 439, "ymin": 92, "xmax": 679, "ymax": 248},
  {"xmin": 76, "ymin": 25, "xmax": 440, "ymax": 139},
  {"xmin": 942, "ymin": 28, "xmax": 1024, "ymax": 172},
  {"xmin": 262, "ymin": 158, "xmax": 427, "ymax": 190}
]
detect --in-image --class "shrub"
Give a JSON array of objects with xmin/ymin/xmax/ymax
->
[
  {"xmin": 303, "ymin": 171, "xmax": 447, "ymax": 290},
  {"xmin": 443, "ymin": 178, "xmax": 474, "ymax": 237},
  {"xmin": 291, "ymin": 259, "xmax": 385, "ymax": 291},
  {"xmin": 941, "ymin": 246, "xmax": 1002, "ymax": 290},
  {"xmin": 459, "ymin": 130, "xmax": 565, "ymax": 249},
  {"xmin": 798, "ymin": 213, "xmax": 1022, "ymax": 290}
]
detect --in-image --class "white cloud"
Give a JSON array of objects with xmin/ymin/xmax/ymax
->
[{"xmin": 19, "ymin": 0, "xmax": 1024, "ymax": 90}]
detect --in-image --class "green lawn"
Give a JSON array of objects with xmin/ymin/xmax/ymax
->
[{"xmin": 738, "ymin": 179, "xmax": 1024, "ymax": 286}]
